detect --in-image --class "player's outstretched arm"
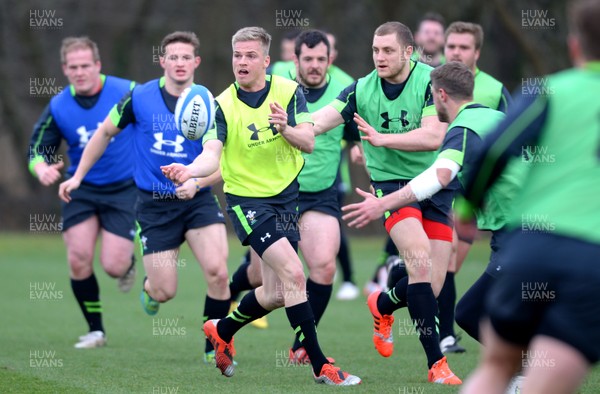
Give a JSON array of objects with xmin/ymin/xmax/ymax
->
[
  {"xmin": 342, "ymin": 158, "xmax": 458, "ymax": 228},
  {"xmin": 195, "ymin": 168, "xmax": 223, "ymax": 188},
  {"xmin": 58, "ymin": 117, "xmax": 122, "ymax": 202},
  {"xmin": 356, "ymin": 114, "xmax": 446, "ymax": 151},
  {"xmin": 269, "ymin": 102, "xmax": 314, "ymax": 153},
  {"xmin": 161, "ymin": 139, "xmax": 223, "ymax": 184},
  {"xmin": 312, "ymin": 105, "xmax": 345, "ymax": 136}
]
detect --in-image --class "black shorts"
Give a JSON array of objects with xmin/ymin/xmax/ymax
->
[
  {"xmin": 135, "ymin": 189, "xmax": 225, "ymax": 255},
  {"xmin": 485, "ymin": 229, "xmax": 510, "ymax": 278},
  {"xmin": 486, "ymin": 231, "xmax": 600, "ymax": 363},
  {"xmin": 372, "ymin": 180, "xmax": 453, "ymax": 240},
  {"xmin": 299, "ymin": 184, "xmax": 340, "ymax": 218},
  {"xmin": 61, "ymin": 179, "xmax": 136, "ymax": 240},
  {"xmin": 226, "ymin": 181, "xmax": 301, "ymax": 246}
]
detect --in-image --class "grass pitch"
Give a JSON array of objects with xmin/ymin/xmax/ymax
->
[{"xmin": 1, "ymin": 233, "xmax": 598, "ymax": 393}]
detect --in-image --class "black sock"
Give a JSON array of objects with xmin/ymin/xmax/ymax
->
[
  {"xmin": 292, "ymin": 279, "xmax": 332, "ymax": 351},
  {"xmin": 286, "ymin": 301, "xmax": 328, "ymax": 375},
  {"xmin": 217, "ymin": 289, "xmax": 269, "ymax": 343},
  {"xmin": 406, "ymin": 283, "xmax": 444, "ymax": 369},
  {"xmin": 377, "ymin": 276, "xmax": 408, "ymax": 315},
  {"xmin": 337, "ymin": 230, "xmax": 354, "ymax": 283},
  {"xmin": 456, "ymin": 272, "xmax": 494, "ymax": 342},
  {"xmin": 203, "ymin": 296, "xmax": 230, "ymax": 353},
  {"xmin": 372, "ymin": 237, "xmax": 398, "ymax": 282},
  {"xmin": 386, "ymin": 260, "xmax": 408, "ymax": 289},
  {"xmin": 384, "ymin": 236, "xmax": 399, "ymax": 256},
  {"xmin": 371, "ymin": 263, "xmax": 386, "ymax": 283},
  {"xmin": 71, "ymin": 274, "xmax": 104, "ymax": 333},
  {"xmin": 229, "ymin": 259, "xmax": 252, "ymax": 302},
  {"xmin": 437, "ymin": 272, "xmax": 456, "ymax": 340}
]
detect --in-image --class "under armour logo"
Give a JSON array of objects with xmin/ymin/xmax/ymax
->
[
  {"xmin": 76, "ymin": 123, "xmax": 103, "ymax": 148},
  {"xmin": 380, "ymin": 111, "xmax": 409, "ymax": 129},
  {"xmin": 153, "ymin": 132, "xmax": 185, "ymax": 152},
  {"xmin": 247, "ymin": 123, "xmax": 278, "ymax": 141},
  {"xmin": 260, "ymin": 233, "xmax": 271, "ymax": 243},
  {"xmin": 140, "ymin": 236, "xmax": 148, "ymax": 250}
]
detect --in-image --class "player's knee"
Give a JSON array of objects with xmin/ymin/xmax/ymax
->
[
  {"xmin": 100, "ymin": 250, "xmax": 132, "ymax": 278},
  {"xmin": 101, "ymin": 259, "xmax": 129, "ymax": 278},
  {"xmin": 309, "ymin": 259, "xmax": 336, "ymax": 283},
  {"xmin": 404, "ymin": 246, "xmax": 431, "ymax": 280},
  {"xmin": 484, "ymin": 348, "xmax": 522, "ymax": 377},
  {"xmin": 283, "ymin": 264, "xmax": 306, "ymax": 290},
  {"xmin": 205, "ymin": 266, "xmax": 229, "ymax": 289},
  {"xmin": 407, "ymin": 262, "xmax": 431, "ymax": 281},
  {"xmin": 151, "ymin": 286, "xmax": 176, "ymax": 302},
  {"xmin": 67, "ymin": 249, "xmax": 94, "ymax": 276}
]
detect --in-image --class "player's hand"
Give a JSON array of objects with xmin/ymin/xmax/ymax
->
[
  {"xmin": 174, "ymin": 178, "xmax": 197, "ymax": 200},
  {"xmin": 349, "ymin": 144, "xmax": 365, "ymax": 165},
  {"xmin": 37, "ymin": 161, "xmax": 64, "ymax": 186},
  {"xmin": 161, "ymin": 163, "xmax": 192, "ymax": 184},
  {"xmin": 342, "ymin": 187, "xmax": 384, "ymax": 228},
  {"xmin": 58, "ymin": 177, "xmax": 81, "ymax": 203},
  {"xmin": 354, "ymin": 113, "xmax": 385, "ymax": 147},
  {"xmin": 269, "ymin": 102, "xmax": 288, "ymax": 133},
  {"xmin": 454, "ymin": 216, "xmax": 478, "ymax": 243}
]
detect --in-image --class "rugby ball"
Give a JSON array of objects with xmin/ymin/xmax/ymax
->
[{"xmin": 174, "ymin": 84, "xmax": 215, "ymax": 140}]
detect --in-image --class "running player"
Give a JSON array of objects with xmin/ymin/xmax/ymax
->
[
  {"xmin": 434, "ymin": 21, "xmax": 514, "ymax": 354},
  {"xmin": 228, "ymin": 29, "xmax": 358, "ymax": 362},
  {"xmin": 322, "ymin": 31, "xmax": 361, "ymax": 301},
  {"xmin": 312, "ymin": 21, "xmax": 460, "ymax": 385},
  {"xmin": 460, "ymin": 1, "xmax": 600, "ymax": 391},
  {"xmin": 28, "ymin": 36, "xmax": 137, "ymax": 349},
  {"xmin": 367, "ymin": 13, "xmax": 447, "ymax": 298},
  {"xmin": 161, "ymin": 26, "xmax": 360, "ymax": 386},
  {"xmin": 58, "ymin": 31, "xmax": 230, "ymax": 363},
  {"xmin": 280, "ymin": 29, "xmax": 360, "ymax": 363}
]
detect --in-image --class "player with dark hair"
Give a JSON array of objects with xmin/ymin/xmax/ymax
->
[
  {"xmin": 58, "ymin": 31, "xmax": 230, "ymax": 363},
  {"xmin": 28, "ymin": 36, "xmax": 137, "ymax": 349},
  {"xmin": 429, "ymin": 21, "xmax": 515, "ymax": 355}
]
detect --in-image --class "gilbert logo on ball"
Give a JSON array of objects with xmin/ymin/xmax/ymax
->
[{"xmin": 174, "ymin": 84, "xmax": 215, "ymax": 140}]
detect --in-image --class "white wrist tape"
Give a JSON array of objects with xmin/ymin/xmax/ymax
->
[
  {"xmin": 409, "ymin": 158, "xmax": 460, "ymax": 201},
  {"xmin": 435, "ymin": 158, "xmax": 461, "ymax": 179}
]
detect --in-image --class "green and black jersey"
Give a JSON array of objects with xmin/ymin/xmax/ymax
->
[
  {"xmin": 332, "ymin": 61, "xmax": 437, "ymax": 181},
  {"xmin": 440, "ymin": 103, "xmax": 525, "ymax": 230},
  {"xmin": 473, "ymin": 68, "xmax": 512, "ymax": 113},
  {"xmin": 459, "ymin": 63, "xmax": 600, "ymax": 244}
]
